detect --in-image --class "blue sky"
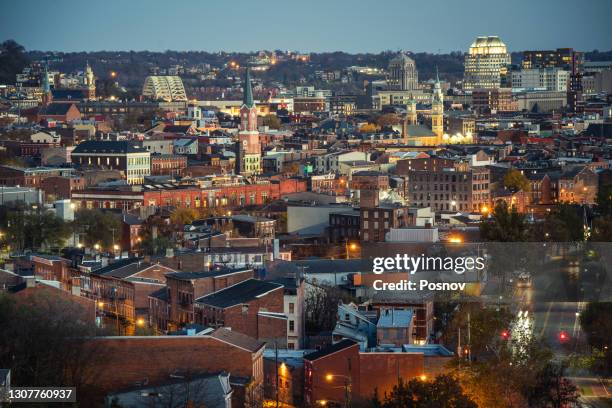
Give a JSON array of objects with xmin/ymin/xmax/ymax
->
[{"xmin": 1, "ymin": 0, "xmax": 611, "ymax": 53}]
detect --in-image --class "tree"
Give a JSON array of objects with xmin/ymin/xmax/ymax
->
[
  {"xmin": 580, "ymin": 302, "xmax": 612, "ymax": 374},
  {"xmin": 503, "ymin": 169, "xmax": 531, "ymax": 192},
  {"xmin": 480, "ymin": 201, "xmax": 529, "ymax": 242},
  {"xmin": 304, "ymin": 284, "xmax": 354, "ymax": 332},
  {"xmin": 3, "ymin": 208, "xmax": 71, "ymax": 252},
  {"xmin": 530, "ymin": 204, "xmax": 584, "ymax": 242},
  {"xmin": 0, "ymin": 40, "xmax": 30, "ymax": 84},
  {"xmin": 262, "ymin": 114, "xmax": 281, "ymax": 129},
  {"xmin": 0, "ymin": 291, "xmax": 107, "ymax": 402},
  {"xmin": 378, "ymin": 375, "xmax": 477, "ymax": 408},
  {"xmin": 595, "ymin": 184, "xmax": 612, "ymax": 217},
  {"xmin": 359, "ymin": 123, "xmax": 380, "ymax": 133},
  {"xmin": 169, "ymin": 207, "xmax": 199, "ymax": 228},
  {"xmin": 73, "ymin": 209, "xmax": 122, "ymax": 249},
  {"xmin": 375, "ymin": 113, "xmax": 400, "ymax": 128},
  {"xmin": 525, "ymin": 363, "xmax": 579, "ymax": 408}
]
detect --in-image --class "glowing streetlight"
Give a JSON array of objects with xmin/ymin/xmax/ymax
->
[
  {"xmin": 113, "ymin": 244, "xmax": 120, "ymax": 251},
  {"xmin": 136, "ymin": 318, "xmax": 145, "ymax": 327},
  {"xmin": 449, "ymin": 236, "xmax": 463, "ymax": 244},
  {"xmin": 481, "ymin": 205, "xmax": 489, "ymax": 214},
  {"xmin": 98, "ymin": 301, "xmax": 104, "ymax": 308},
  {"xmin": 419, "ymin": 374, "xmax": 427, "ymax": 381},
  {"xmin": 94, "ymin": 243, "xmax": 100, "ymax": 250},
  {"xmin": 349, "ymin": 243, "xmax": 358, "ymax": 251}
]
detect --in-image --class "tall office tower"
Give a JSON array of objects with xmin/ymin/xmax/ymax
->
[
  {"xmin": 463, "ymin": 36, "xmax": 511, "ymax": 91},
  {"xmin": 388, "ymin": 53, "xmax": 418, "ymax": 90},
  {"xmin": 568, "ymin": 51, "xmax": 584, "ymax": 114},
  {"xmin": 522, "ymin": 48, "xmax": 582, "ymax": 70}
]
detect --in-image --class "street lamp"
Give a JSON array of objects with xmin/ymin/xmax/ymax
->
[
  {"xmin": 94, "ymin": 243, "xmax": 100, "ymax": 251},
  {"xmin": 325, "ymin": 373, "xmax": 352, "ymax": 408},
  {"xmin": 136, "ymin": 318, "xmax": 145, "ymax": 327}
]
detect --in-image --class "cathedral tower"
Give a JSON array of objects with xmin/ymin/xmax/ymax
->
[
  {"xmin": 431, "ymin": 68, "xmax": 444, "ymax": 143},
  {"xmin": 237, "ymin": 68, "xmax": 261, "ymax": 175}
]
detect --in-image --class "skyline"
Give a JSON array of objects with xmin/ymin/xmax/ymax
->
[{"xmin": 1, "ymin": 0, "xmax": 611, "ymax": 54}]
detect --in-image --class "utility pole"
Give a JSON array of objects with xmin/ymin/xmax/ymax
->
[{"xmin": 275, "ymin": 341, "xmax": 279, "ymax": 408}]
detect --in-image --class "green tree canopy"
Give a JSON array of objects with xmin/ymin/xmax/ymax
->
[
  {"xmin": 0, "ymin": 40, "xmax": 30, "ymax": 84},
  {"xmin": 480, "ymin": 201, "xmax": 529, "ymax": 242},
  {"xmin": 73, "ymin": 208, "xmax": 122, "ymax": 249},
  {"xmin": 378, "ymin": 375, "xmax": 477, "ymax": 408},
  {"xmin": 503, "ymin": 168, "xmax": 531, "ymax": 192}
]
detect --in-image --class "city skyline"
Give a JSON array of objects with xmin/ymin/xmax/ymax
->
[{"xmin": 1, "ymin": 0, "xmax": 612, "ymax": 53}]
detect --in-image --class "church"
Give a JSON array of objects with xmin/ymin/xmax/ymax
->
[
  {"xmin": 236, "ymin": 68, "xmax": 262, "ymax": 175},
  {"xmin": 401, "ymin": 70, "xmax": 445, "ymax": 146}
]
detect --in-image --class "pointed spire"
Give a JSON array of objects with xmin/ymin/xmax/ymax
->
[
  {"xmin": 436, "ymin": 65, "xmax": 439, "ymax": 83},
  {"xmin": 41, "ymin": 64, "xmax": 50, "ymax": 94},
  {"xmin": 243, "ymin": 67, "xmax": 254, "ymax": 108}
]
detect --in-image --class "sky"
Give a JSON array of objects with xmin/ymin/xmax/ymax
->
[{"xmin": 1, "ymin": 0, "xmax": 611, "ymax": 53}]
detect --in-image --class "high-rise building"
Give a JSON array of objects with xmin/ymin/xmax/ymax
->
[
  {"xmin": 463, "ymin": 36, "xmax": 511, "ymax": 91},
  {"xmin": 388, "ymin": 53, "xmax": 418, "ymax": 91},
  {"xmin": 522, "ymin": 48, "xmax": 581, "ymax": 70},
  {"xmin": 509, "ymin": 67, "xmax": 569, "ymax": 92}
]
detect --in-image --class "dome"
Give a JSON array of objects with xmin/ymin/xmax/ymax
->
[{"xmin": 468, "ymin": 36, "xmax": 508, "ymax": 55}]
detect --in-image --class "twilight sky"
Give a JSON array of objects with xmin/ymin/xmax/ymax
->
[{"xmin": 1, "ymin": 0, "xmax": 611, "ymax": 53}]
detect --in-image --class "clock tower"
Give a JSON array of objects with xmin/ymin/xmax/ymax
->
[{"xmin": 237, "ymin": 68, "xmax": 261, "ymax": 175}]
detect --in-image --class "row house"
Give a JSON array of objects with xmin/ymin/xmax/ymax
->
[
  {"xmin": 151, "ymin": 268, "xmax": 254, "ymax": 331},
  {"xmin": 86, "ymin": 258, "xmax": 175, "ymax": 325},
  {"xmin": 194, "ymin": 278, "xmax": 288, "ymax": 347}
]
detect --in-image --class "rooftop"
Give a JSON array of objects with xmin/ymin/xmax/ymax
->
[{"xmin": 195, "ymin": 278, "xmax": 283, "ymax": 309}]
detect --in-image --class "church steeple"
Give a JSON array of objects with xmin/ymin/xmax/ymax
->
[
  {"xmin": 243, "ymin": 67, "xmax": 254, "ymax": 108},
  {"xmin": 431, "ymin": 66, "xmax": 444, "ymax": 142}
]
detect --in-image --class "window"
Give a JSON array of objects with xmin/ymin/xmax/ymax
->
[
  {"xmin": 289, "ymin": 320, "xmax": 295, "ymax": 332},
  {"xmin": 289, "ymin": 303, "xmax": 295, "ymax": 314}
]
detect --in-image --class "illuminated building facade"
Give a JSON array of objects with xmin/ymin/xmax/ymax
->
[{"xmin": 463, "ymin": 36, "xmax": 511, "ymax": 90}]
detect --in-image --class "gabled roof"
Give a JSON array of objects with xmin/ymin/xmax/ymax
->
[
  {"xmin": 39, "ymin": 103, "xmax": 78, "ymax": 116},
  {"xmin": 164, "ymin": 124, "xmax": 193, "ymax": 134},
  {"xmin": 195, "ymin": 278, "xmax": 283, "ymax": 309},
  {"xmin": 166, "ymin": 267, "xmax": 251, "ymax": 281},
  {"xmin": 211, "ymin": 327, "xmax": 265, "ymax": 352},
  {"xmin": 303, "ymin": 339, "xmax": 357, "ymax": 361}
]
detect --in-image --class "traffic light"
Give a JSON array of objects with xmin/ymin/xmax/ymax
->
[
  {"xmin": 501, "ymin": 330, "xmax": 510, "ymax": 339},
  {"xmin": 558, "ymin": 331, "xmax": 569, "ymax": 342}
]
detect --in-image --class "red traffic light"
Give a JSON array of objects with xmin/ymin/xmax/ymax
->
[
  {"xmin": 558, "ymin": 331, "xmax": 569, "ymax": 342},
  {"xmin": 501, "ymin": 330, "xmax": 510, "ymax": 339}
]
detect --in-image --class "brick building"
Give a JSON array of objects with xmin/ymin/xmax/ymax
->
[
  {"xmin": 31, "ymin": 254, "xmax": 73, "ymax": 290},
  {"xmin": 194, "ymin": 278, "xmax": 288, "ymax": 346},
  {"xmin": 155, "ymin": 268, "xmax": 254, "ymax": 331},
  {"xmin": 40, "ymin": 175, "xmax": 85, "ymax": 200},
  {"xmin": 71, "ymin": 178, "xmax": 307, "ymax": 211},
  {"xmin": 0, "ymin": 165, "xmax": 74, "ymax": 187},
  {"xmin": 303, "ymin": 339, "xmax": 427, "ymax": 405},
  {"xmin": 84, "ymin": 259, "xmax": 176, "ymax": 326},
  {"xmin": 83, "ymin": 328, "xmax": 265, "ymax": 407},
  {"xmin": 406, "ymin": 166, "xmax": 490, "ymax": 212},
  {"xmin": 150, "ymin": 154, "xmax": 187, "ymax": 176}
]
